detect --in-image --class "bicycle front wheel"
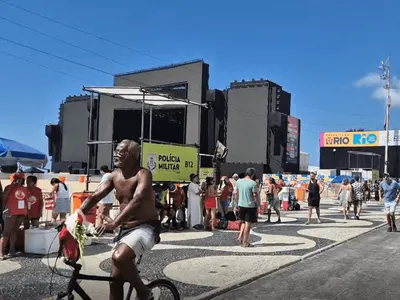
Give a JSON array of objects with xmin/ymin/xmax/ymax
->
[{"xmin": 147, "ymin": 279, "xmax": 180, "ymax": 300}]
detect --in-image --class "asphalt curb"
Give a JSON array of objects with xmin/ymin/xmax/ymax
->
[{"xmin": 188, "ymin": 222, "xmax": 386, "ymax": 300}]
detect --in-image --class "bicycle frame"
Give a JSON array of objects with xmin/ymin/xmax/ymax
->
[
  {"xmin": 57, "ymin": 260, "xmax": 134, "ymax": 300},
  {"xmin": 56, "ymin": 221, "xmax": 160, "ymax": 300}
]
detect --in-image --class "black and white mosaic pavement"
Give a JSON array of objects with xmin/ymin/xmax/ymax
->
[{"xmin": 0, "ymin": 200, "xmax": 387, "ymax": 300}]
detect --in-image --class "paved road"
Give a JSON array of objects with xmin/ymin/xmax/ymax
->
[{"xmin": 214, "ymin": 227, "xmax": 400, "ymax": 300}]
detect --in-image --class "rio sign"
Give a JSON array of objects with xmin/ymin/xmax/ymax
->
[{"xmin": 320, "ymin": 131, "xmax": 380, "ymax": 148}]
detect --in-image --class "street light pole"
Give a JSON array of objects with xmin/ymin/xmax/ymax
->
[{"xmin": 379, "ymin": 57, "xmax": 391, "ymax": 174}]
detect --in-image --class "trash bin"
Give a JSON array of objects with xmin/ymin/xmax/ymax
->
[{"xmin": 71, "ymin": 192, "xmax": 96, "ymax": 225}]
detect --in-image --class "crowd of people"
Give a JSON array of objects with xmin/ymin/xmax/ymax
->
[
  {"xmin": 0, "ymin": 173, "xmax": 73, "ymax": 260},
  {"xmin": 0, "ymin": 139, "xmax": 398, "ymax": 300},
  {"xmin": 2, "ymin": 166, "xmax": 398, "ymax": 261},
  {"xmin": 337, "ymin": 173, "xmax": 400, "ymax": 232},
  {"xmin": 145, "ymin": 168, "xmax": 298, "ymax": 248}
]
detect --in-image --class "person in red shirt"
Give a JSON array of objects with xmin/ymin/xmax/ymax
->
[
  {"xmin": 217, "ymin": 176, "xmax": 233, "ymax": 217},
  {"xmin": 25, "ymin": 175, "xmax": 43, "ymax": 228},
  {"xmin": 0, "ymin": 180, "xmax": 3, "ymax": 233},
  {"xmin": 169, "ymin": 184, "xmax": 186, "ymax": 230},
  {"xmin": 0, "ymin": 172, "xmax": 28, "ymax": 259}
]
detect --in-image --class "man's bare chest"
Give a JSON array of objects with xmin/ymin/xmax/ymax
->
[{"xmin": 113, "ymin": 177, "xmax": 138, "ymax": 201}]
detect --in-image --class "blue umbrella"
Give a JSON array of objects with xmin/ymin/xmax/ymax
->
[
  {"xmin": 0, "ymin": 139, "xmax": 8, "ymax": 157},
  {"xmin": 0, "ymin": 137, "xmax": 47, "ymax": 167},
  {"xmin": 330, "ymin": 175, "xmax": 353, "ymax": 184}
]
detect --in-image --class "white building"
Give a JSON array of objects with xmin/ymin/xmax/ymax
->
[{"xmin": 300, "ymin": 151, "xmax": 309, "ymax": 172}]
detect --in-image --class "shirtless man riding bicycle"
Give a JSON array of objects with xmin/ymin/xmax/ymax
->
[{"xmin": 77, "ymin": 139, "xmax": 159, "ymax": 300}]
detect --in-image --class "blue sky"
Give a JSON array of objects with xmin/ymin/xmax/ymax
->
[{"xmin": 1, "ymin": 0, "xmax": 399, "ymax": 167}]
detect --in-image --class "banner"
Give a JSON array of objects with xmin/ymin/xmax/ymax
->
[
  {"xmin": 286, "ymin": 116, "xmax": 299, "ymax": 164},
  {"xmin": 372, "ymin": 170, "xmax": 379, "ymax": 181},
  {"xmin": 263, "ymin": 174, "xmax": 334, "ymax": 185},
  {"xmin": 199, "ymin": 168, "xmax": 214, "ymax": 180},
  {"xmin": 320, "ymin": 131, "xmax": 380, "ymax": 147},
  {"xmin": 379, "ymin": 130, "xmax": 400, "ymax": 146},
  {"xmin": 142, "ymin": 142, "xmax": 198, "ymax": 182}
]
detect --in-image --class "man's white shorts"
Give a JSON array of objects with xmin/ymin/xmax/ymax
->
[
  {"xmin": 384, "ymin": 201, "xmax": 398, "ymax": 214},
  {"xmin": 113, "ymin": 224, "xmax": 156, "ymax": 259}
]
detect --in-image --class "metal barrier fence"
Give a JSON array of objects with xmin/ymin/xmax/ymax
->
[{"xmin": 323, "ymin": 183, "xmax": 341, "ymax": 198}]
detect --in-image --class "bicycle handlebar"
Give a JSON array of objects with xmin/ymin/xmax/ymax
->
[{"xmin": 63, "ymin": 258, "xmax": 82, "ymax": 271}]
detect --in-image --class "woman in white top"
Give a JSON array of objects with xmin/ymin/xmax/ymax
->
[
  {"xmin": 49, "ymin": 178, "xmax": 70, "ymax": 224},
  {"xmin": 187, "ymin": 173, "xmax": 203, "ymax": 229},
  {"xmin": 96, "ymin": 165, "xmax": 115, "ymax": 227},
  {"xmin": 338, "ymin": 178, "xmax": 352, "ymax": 220}
]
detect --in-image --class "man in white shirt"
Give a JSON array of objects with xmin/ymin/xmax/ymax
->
[
  {"xmin": 187, "ymin": 173, "xmax": 203, "ymax": 229},
  {"xmin": 96, "ymin": 165, "xmax": 115, "ymax": 227}
]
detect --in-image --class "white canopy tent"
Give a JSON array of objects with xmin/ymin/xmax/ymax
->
[
  {"xmin": 82, "ymin": 86, "xmax": 208, "ymax": 189},
  {"xmin": 82, "ymin": 86, "xmax": 207, "ymax": 107}
]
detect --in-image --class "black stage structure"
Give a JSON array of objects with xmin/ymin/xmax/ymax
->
[{"xmin": 320, "ymin": 146, "xmax": 400, "ymax": 178}]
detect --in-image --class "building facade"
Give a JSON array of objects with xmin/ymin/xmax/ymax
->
[
  {"xmin": 46, "ymin": 61, "xmax": 301, "ymax": 174},
  {"xmin": 300, "ymin": 152, "xmax": 309, "ymax": 172},
  {"xmin": 97, "ymin": 60, "xmax": 209, "ymax": 168},
  {"xmin": 46, "ymin": 95, "xmax": 95, "ymax": 172},
  {"xmin": 225, "ymin": 79, "xmax": 300, "ymax": 174}
]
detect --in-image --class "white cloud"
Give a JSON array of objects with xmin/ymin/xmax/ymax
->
[
  {"xmin": 354, "ymin": 72, "xmax": 400, "ymax": 106},
  {"xmin": 354, "ymin": 73, "xmax": 382, "ymax": 87}
]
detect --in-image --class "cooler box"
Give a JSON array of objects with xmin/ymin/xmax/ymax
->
[
  {"xmin": 25, "ymin": 228, "xmax": 60, "ymax": 255},
  {"xmin": 71, "ymin": 192, "xmax": 96, "ymax": 225}
]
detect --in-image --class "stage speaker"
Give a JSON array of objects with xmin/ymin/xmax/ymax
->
[
  {"xmin": 47, "ymin": 140, "xmax": 53, "ymax": 156},
  {"xmin": 269, "ymin": 112, "xmax": 282, "ymax": 130},
  {"xmin": 45, "ymin": 124, "xmax": 61, "ymax": 141}
]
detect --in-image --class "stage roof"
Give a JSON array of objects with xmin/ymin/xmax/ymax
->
[{"xmin": 82, "ymin": 86, "xmax": 207, "ymax": 107}]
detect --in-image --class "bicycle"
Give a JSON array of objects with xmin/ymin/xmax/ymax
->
[
  {"xmin": 53, "ymin": 221, "xmax": 180, "ymax": 300},
  {"xmin": 55, "ymin": 254, "xmax": 180, "ymax": 300}
]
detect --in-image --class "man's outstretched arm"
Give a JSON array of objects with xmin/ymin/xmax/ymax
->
[
  {"xmin": 113, "ymin": 169, "xmax": 152, "ymax": 226},
  {"xmin": 79, "ymin": 173, "xmax": 115, "ymax": 214}
]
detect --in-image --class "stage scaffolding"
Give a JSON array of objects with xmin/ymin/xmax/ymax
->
[
  {"xmin": 82, "ymin": 86, "xmax": 208, "ymax": 190},
  {"xmin": 347, "ymin": 150, "xmax": 381, "ymax": 171}
]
